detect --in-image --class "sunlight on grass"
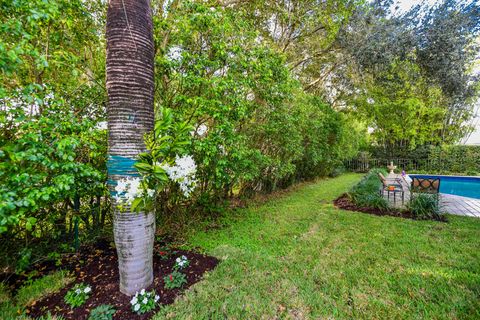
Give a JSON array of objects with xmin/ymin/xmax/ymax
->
[{"xmin": 154, "ymin": 173, "xmax": 480, "ymax": 319}]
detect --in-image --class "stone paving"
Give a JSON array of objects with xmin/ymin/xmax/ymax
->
[{"xmin": 382, "ymin": 173, "xmax": 480, "ymax": 218}]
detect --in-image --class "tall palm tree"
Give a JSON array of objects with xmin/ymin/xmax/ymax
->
[{"xmin": 106, "ymin": 0, "xmax": 155, "ymax": 295}]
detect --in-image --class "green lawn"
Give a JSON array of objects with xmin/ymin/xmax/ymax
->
[
  {"xmin": 2, "ymin": 174, "xmax": 479, "ymax": 319},
  {"xmin": 154, "ymin": 173, "xmax": 480, "ymax": 319}
]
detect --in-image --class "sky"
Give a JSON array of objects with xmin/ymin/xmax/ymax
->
[{"xmin": 393, "ymin": 0, "xmax": 480, "ymax": 145}]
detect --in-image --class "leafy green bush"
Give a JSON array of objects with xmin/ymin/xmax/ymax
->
[
  {"xmin": 88, "ymin": 305, "xmax": 116, "ymax": 320},
  {"xmin": 408, "ymin": 194, "xmax": 441, "ymax": 219}
]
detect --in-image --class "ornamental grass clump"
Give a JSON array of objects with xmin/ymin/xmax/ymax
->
[
  {"xmin": 408, "ymin": 193, "xmax": 441, "ymax": 220},
  {"xmin": 64, "ymin": 283, "xmax": 91, "ymax": 308},
  {"xmin": 130, "ymin": 289, "xmax": 160, "ymax": 315},
  {"xmin": 349, "ymin": 169, "xmax": 389, "ymax": 210}
]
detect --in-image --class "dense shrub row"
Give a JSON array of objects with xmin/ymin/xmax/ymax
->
[{"xmin": 0, "ymin": 3, "xmax": 365, "ymax": 271}]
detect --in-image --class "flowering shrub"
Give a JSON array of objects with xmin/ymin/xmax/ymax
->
[
  {"xmin": 163, "ymin": 271, "xmax": 187, "ymax": 289},
  {"xmin": 64, "ymin": 283, "xmax": 92, "ymax": 308},
  {"xmin": 132, "ymin": 107, "xmax": 198, "ymax": 212},
  {"xmin": 174, "ymin": 255, "xmax": 189, "ymax": 270},
  {"xmin": 130, "ymin": 289, "xmax": 160, "ymax": 315},
  {"xmin": 88, "ymin": 304, "xmax": 116, "ymax": 320},
  {"xmin": 161, "ymin": 155, "xmax": 197, "ymax": 197}
]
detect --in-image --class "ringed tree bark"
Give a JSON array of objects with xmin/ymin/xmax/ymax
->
[{"xmin": 106, "ymin": 0, "xmax": 155, "ymax": 295}]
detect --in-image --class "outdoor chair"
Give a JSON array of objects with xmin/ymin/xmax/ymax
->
[
  {"xmin": 378, "ymin": 173, "xmax": 405, "ymax": 205},
  {"xmin": 410, "ymin": 177, "xmax": 440, "ymax": 194},
  {"xmin": 410, "ymin": 177, "xmax": 441, "ymax": 205}
]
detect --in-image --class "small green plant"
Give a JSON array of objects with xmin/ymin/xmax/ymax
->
[
  {"xmin": 173, "ymin": 255, "xmax": 189, "ymax": 270},
  {"xmin": 88, "ymin": 304, "xmax": 116, "ymax": 320},
  {"xmin": 156, "ymin": 244, "xmax": 172, "ymax": 260},
  {"xmin": 408, "ymin": 193, "xmax": 441, "ymax": 219},
  {"xmin": 164, "ymin": 271, "xmax": 187, "ymax": 289},
  {"xmin": 64, "ymin": 283, "xmax": 91, "ymax": 308},
  {"xmin": 130, "ymin": 289, "xmax": 159, "ymax": 315},
  {"xmin": 16, "ymin": 248, "xmax": 32, "ymax": 273}
]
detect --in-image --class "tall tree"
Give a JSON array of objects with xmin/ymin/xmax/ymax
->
[{"xmin": 106, "ymin": 0, "xmax": 155, "ymax": 295}]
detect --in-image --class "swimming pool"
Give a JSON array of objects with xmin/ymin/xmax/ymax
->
[{"xmin": 410, "ymin": 175, "xmax": 480, "ymax": 200}]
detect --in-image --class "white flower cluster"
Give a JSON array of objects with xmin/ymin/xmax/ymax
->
[
  {"xmin": 75, "ymin": 285, "xmax": 91, "ymax": 295},
  {"xmin": 114, "ymin": 177, "xmax": 155, "ymax": 205},
  {"xmin": 175, "ymin": 255, "xmax": 189, "ymax": 269},
  {"xmin": 130, "ymin": 289, "xmax": 160, "ymax": 313},
  {"xmin": 1, "ymin": 90, "xmax": 54, "ymax": 125},
  {"xmin": 95, "ymin": 121, "xmax": 108, "ymax": 130},
  {"xmin": 161, "ymin": 155, "xmax": 197, "ymax": 197}
]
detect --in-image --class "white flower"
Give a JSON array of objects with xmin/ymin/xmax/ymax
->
[
  {"xmin": 367, "ymin": 97, "xmax": 375, "ymax": 104},
  {"xmin": 196, "ymin": 124, "xmax": 208, "ymax": 136},
  {"xmin": 84, "ymin": 286, "xmax": 91, "ymax": 293},
  {"xmin": 147, "ymin": 189, "xmax": 155, "ymax": 197},
  {"xmin": 114, "ymin": 177, "xmax": 142, "ymax": 205},
  {"xmin": 134, "ymin": 303, "xmax": 140, "ymax": 312},
  {"xmin": 246, "ymin": 92, "xmax": 255, "ymax": 101},
  {"xmin": 95, "ymin": 121, "xmax": 108, "ymax": 130},
  {"xmin": 161, "ymin": 155, "xmax": 197, "ymax": 197},
  {"xmin": 167, "ymin": 46, "xmax": 183, "ymax": 62},
  {"xmin": 143, "ymin": 297, "xmax": 148, "ymax": 304},
  {"xmin": 75, "ymin": 289, "xmax": 81, "ymax": 294},
  {"xmin": 140, "ymin": 289, "xmax": 145, "ymax": 295},
  {"xmin": 154, "ymin": 295, "xmax": 160, "ymax": 302},
  {"xmin": 130, "ymin": 296, "xmax": 138, "ymax": 305},
  {"xmin": 176, "ymin": 257, "xmax": 181, "ymax": 263}
]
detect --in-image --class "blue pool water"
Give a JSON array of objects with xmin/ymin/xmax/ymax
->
[{"xmin": 410, "ymin": 175, "xmax": 480, "ymax": 199}]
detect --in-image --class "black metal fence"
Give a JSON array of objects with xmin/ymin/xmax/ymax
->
[{"xmin": 344, "ymin": 158, "xmax": 438, "ymax": 173}]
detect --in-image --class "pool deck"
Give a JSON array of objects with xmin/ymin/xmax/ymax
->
[{"xmin": 384, "ymin": 173, "xmax": 480, "ymax": 218}]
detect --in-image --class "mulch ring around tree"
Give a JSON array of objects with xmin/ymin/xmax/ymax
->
[
  {"xmin": 333, "ymin": 194, "xmax": 447, "ymax": 222},
  {"xmin": 27, "ymin": 242, "xmax": 219, "ymax": 320}
]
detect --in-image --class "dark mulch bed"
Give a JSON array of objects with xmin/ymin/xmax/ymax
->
[
  {"xmin": 333, "ymin": 194, "xmax": 447, "ymax": 222},
  {"xmin": 27, "ymin": 242, "xmax": 219, "ymax": 320}
]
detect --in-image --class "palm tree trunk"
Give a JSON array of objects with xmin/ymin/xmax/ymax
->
[{"xmin": 106, "ymin": 0, "xmax": 155, "ymax": 295}]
